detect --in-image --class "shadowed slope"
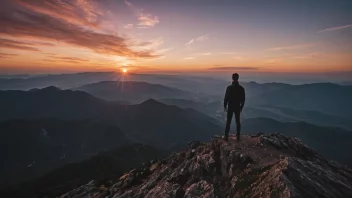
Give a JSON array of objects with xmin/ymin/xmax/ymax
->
[{"xmin": 0, "ymin": 144, "xmax": 163, "ymax": 198}]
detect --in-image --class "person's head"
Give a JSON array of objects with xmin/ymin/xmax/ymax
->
[{"xmin": 232, "ymin": 73, "xmax": 239, "ymax": 81}]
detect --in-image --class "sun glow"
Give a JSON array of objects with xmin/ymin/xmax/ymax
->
[{"xmin": 122, "ymin": 68, "xmax": 128, "ymax": 73}]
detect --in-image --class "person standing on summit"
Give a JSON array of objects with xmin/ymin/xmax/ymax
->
[{"xmin": 223, "ymin": 73, "xmax": 245, "ymax": 141}]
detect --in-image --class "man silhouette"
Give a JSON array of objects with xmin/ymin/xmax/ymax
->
[{"xmin": 223, "ymin": 73, "xmax": 245, "ymax": 141}]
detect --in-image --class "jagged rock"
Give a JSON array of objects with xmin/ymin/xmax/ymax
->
[
  {"xmin": 188, "ymin": 140, "xmax": 202, "ymax": 149},
  {"xmin": 184, "ymin": 180, "xmax": 214, "ymax": 198},
  {"xmin": 60, "ymin": 180, "xmax": 96, "ymax": 198},
  {"xmin": 60, "ymin": 134, "xmax": 352, "ymax": 198}
]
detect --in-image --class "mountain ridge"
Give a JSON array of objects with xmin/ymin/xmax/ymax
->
[
  {"xmin": 57, "ymin": 133, "xmax": 352, "ymax": 198},
  {"xmin": 75, "ymin": 81, "xmax": 196, "ymax": 103}
]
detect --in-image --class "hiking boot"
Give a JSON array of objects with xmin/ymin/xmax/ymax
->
[
  {"xmin": 236, "ymin": 134, "xmax": 240, "ymax": 141},
  {"xmin": 223, "ymin": 134, "xmax": 229, "ymax": 141}
]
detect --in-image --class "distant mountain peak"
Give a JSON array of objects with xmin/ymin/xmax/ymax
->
[
  {"xmin": 28, "ymin": 86, "xmax": 61, "ymax": 92},
  {"xmin": 140, "ymin": 99, "xmax": 165, "ymax": 106},
  {"xmin": 247, "ymin": 81, "xmax": 258, "ymax": 84},
  {"xmin": 39, "ymin": 86, "xmax": 62, "ymax": 92},
  {"xmin": 28, "ymin": 88, "xmax": 40, "ymax": 92},
  {"xmin": 60, "ymin": 133, "xmax": 352, "ymax": 198}
]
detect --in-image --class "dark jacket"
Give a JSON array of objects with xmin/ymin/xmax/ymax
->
[{"xmin": 224, "ymin": 81, "xmax": 245, "ymax": 110}]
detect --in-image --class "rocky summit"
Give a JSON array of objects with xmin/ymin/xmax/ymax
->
[{"xmin": 60, "ymin": 133, "xmax": 352, "ymax": 198}]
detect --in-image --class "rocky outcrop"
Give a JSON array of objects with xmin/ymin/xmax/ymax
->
[{"xmin": 60, "ymin": 133, "xmax": 352, "ymax": 198}]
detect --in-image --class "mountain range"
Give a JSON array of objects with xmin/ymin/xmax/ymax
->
[
  {"xmin": 0, "ymin": 87, "xmax": 222, "ymax": 187},
  {"xmin": 1, "ymin": 74, "xmax": 352, "ymax": 197},
  {"xmin": 1, "ymin": 72, "xmax": 351, "ymax": 118},
  {"xmin": 0, "ymin": 87, "xmax": 223, "ymax": 148},
  {"xmin": 158, "ymin": 98, "xmax": 352, "ymax": 130},
  {"xmin": 75, "ymin": 81, "xmax": 196, "ymax": 103},
  {"xmin": 248, "ymin": 82, "xmax": 352, "ymax": 118}
]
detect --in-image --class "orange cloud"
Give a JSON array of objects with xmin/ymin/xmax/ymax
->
[
  {"xmin": 42, "ymin": 56, "xmax": 89, "ymax": 64},
  {"xmin": 267, "ymin": 44, "xmax": 314, "ymax": 51},
  {"xmin": 13, "ymin": 0, "xmax": 102, "ymax": 28},
  {"xmin": 124, "ymin": 0, "xmax": 160, "ymax": 28},
  {"xmin": 0, "ymin": 38, "xmax": 40, "ymax": 51},
  {"xmin": 138, "ymin": 13, "xmax": 160, "ymax": 27},
  {"xmin": 208, "ymin": 66, "xmax": 259, "ymax": 71},
  {"xmin": 0, "ymin": 52, "xmax": 18, "ymax": 58},
  {"xmin": 43, "ymin": 55, "xmax": 90, "ymax": 64},
  {"xmin": 195, "ymin": 52, "xmax": 212, "ymax": 56},
  {"xmin": 0, "ymin": 0, "xmax": 159, "ymax": 58}
]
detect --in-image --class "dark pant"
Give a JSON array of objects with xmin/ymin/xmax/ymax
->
[{"xmin": 225, "ymin": 107, "xmax": 241, "ymax": 136}]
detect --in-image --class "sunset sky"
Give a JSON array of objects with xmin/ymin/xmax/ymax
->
[{"xmin": 0, "ymin": 0, "xmax": 351, "ymax": 74}]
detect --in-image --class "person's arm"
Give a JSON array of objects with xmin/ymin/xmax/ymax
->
[
  {"xmin": 240, "ymin": 87, "xmax": 245, "ymax": 111},
  {"xmin": 224, "ymin": 87, "xmax": 229, "ymax": 110}
]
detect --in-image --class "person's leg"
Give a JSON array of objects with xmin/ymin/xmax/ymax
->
[
  {"xmin": 235, "ymin": 109, "xmax": 241, "ymax": 139},
  {"xmin": 224, "ymin": 109, "xmax": 234, "ymax": 138}
]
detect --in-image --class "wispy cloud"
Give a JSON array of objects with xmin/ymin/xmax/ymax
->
[
  {"xmin": 0, "ymin": 38, "xmax": 41, "ymax": 51},
  {"xmin": 184, "ymin": 57, "xmax": 195, "ymax": 60},
  {"xmin": 195, "ymin": 34, "xmax": 211, "ymax": 42},
  {"xmin": 13, "ymin": 0, "xmax": 103, "ymax": 28},
  {"xmin": 319, "ymin": 24, "xmax": 352, "ymax": 32},
  {"xmin": 233, "ymin": 56, "xmax": 243, "ymax": 60},
  {"xmin": 220, "ymin": 52, "xmax": 238, "ymax": 55},
  {"xmin": 49, "ymin": 55, "xmax": 88, "ymax": 61},
  {"xmin": 0, "ymin": 52, "xmax": 18, "ymax": 58},
  {"xmin": 124, "ymin": 24, "xmax": 134, "ymax": 29},
  {"xmin": 267, "ymin": 44, "xmax": 314, "ymax": 51},
  {"xmin": 292, "ymin": 53, "xmax": 318, "ymax": 59},
  {"xmin": 293, "ymin": 56, "xmax": 309, "ymax": 59},
  {"xmin": 124, "ymin": 0, "xmax": 159, "ymax": 28},
  {"xmin": 134, "ymin": 38, "xmax": 164, "ymax": 50},
  {"xmin": 265, "ymin": 58, "xmax": 282, "ymax": 64},
  {"xmin": 0, "ymin": 0, "xmax": 159, "ymax": 58},
  {"xmin": 185, "ymin": 34, "xmax": 211, "ymax": 46},
  {"xmin": 138, "ymin": 13, "xmax": 159, "ymax": 27},
  {"xmin": 43, "ymin": 55, "xmax": 89, "ymax": 64},
  {"xmin": 208, "ymin": 66, "xmax": 258, "ymax": 71},
  {"xmin": 157, "ymin": 48, "xmax": 173, "ymax": 53},
  {"xmin": 31, "ymin": 41, "xmax": 56, "ymax": 46},
  {"xmin": 195, "ymin": 52, "xmax": 212, "ymax": 56},
  {"xmin": 185, "ymin": 39, "xmax": 194, "ymax": 46},
  {"xmin": 124, "ymin": 0, "xmax": 133, "ymax": 7}
]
